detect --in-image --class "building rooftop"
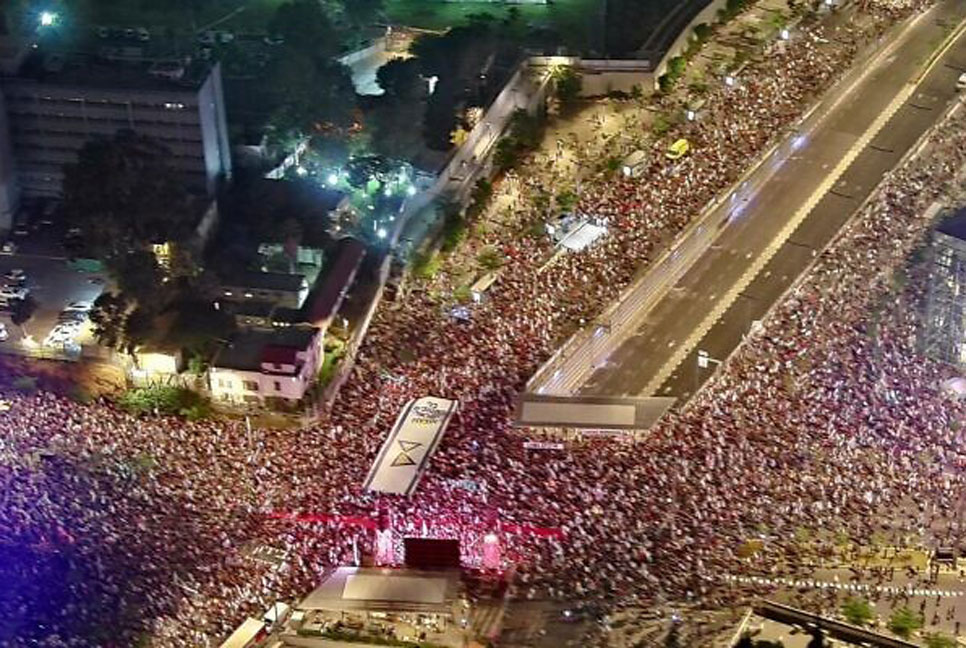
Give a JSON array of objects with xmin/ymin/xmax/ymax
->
[
  {"xmin": 5, "ymin": 49, "xmax": 215, "ymax": 93},
  {"xmin": 936, "ymin": 207, "xmax": 966, "ymax": 242},
  {"xmin": 299, "ymin": 567, "xmax": 461, "ymax": 616},
  {"xmin": 225, "ymin": 271, "xmax": 307, "ymax": 294},
  {"xmin": 213, "ymin": 326, "xmax": 318, "ymax": 373},
  {"xmin": 305, "ymin": 236, "xmax": 366, "ymax": 325},
  {"xmin": 229, "ymin": 300, "xmax": 276, "ymax": 319}
]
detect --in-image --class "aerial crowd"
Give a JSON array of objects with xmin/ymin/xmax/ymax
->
[{"xmin": 1, "ymin": 0, "xmax": 963, "ymax": 646}]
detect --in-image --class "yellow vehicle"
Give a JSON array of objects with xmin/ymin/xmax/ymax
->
[{"xmin": 666, "ymin": 138, "xmax": 691, "ymax": 160}]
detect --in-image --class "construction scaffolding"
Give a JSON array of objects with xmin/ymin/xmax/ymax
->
[{"xmin": 922, "ymin": 209, "xmax": 966, "ymax": 367}]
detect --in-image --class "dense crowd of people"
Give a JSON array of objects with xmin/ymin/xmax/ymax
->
[{"xmin": 0, "ymin": 0, "xmax": 961, "ymax": 646}]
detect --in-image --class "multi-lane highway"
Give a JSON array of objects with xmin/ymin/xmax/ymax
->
[{"xmin": 554, "ymin": 0, "xmax": 966, "ymax": 402}]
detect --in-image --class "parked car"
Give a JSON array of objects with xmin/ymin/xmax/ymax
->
[
  {"xmin": 63, "ymin": 301, "xmax": 92, "ymax": 313},
  {"xmin": 0, "ymin": 287, "xmax": 29, "ymax": 301},
  {"xmin": 0, "ymin": 323, "xmax": 8, "ymax": 341},
  {"xmin": 0, "ymin": 241, "xmax": 16, "ymax": 255},
  {"xmin": 4, "ymin": 269, "xmax": 25, "ymax": 282}
]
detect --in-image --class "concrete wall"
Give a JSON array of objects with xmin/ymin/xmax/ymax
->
[
  {"xmin": 652, "ymin": 0, "xmax": 727, "ymax": 80},
  {"xmin": 529, "ymin": 56, "xmax": 653, "ymax": 97},
  {"xmin": 197, "ymin": 62, "xmax": 232, "ymax": 194},
  {"xmin": 337, "ymin": 37, "xmax": 387, "ymax": 67}
]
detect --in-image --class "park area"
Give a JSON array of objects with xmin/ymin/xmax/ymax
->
[{"xmin": 385, "ymin": 0, "xmax": 604, "ymax": 51}]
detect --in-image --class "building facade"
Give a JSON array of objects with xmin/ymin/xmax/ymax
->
[
  {"xmin": 0, "ymin": 51, "xmax": 230, "ymax": 199},
  {"xmin": 209, "ymin": 326, "xmax": 323, "ymax": 405},
  {"xmin": 922, "ymin": 209, "xmax": 966, "ymax": 367}
]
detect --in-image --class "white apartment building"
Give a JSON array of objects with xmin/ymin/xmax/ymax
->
[{"xmin": 209, "ymin": 326, "xmax": 323, "ymax": 405}]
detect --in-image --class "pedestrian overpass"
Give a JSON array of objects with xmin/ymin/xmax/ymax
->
[{"xmin": 513, "ymin": 394, "xmax": 676, "ymax": 430}]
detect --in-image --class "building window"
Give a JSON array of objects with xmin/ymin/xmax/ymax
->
[
  {"xmin": 274, "ymin": 381, "xmax": 282, "ymax": 392},
  {"xmin": 243, "ymin": 380, "xmax": 259, "ymax": 392}
]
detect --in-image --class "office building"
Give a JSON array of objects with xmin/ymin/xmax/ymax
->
[{"xmin": 0, "ymin": 45, "xmax": 230, "ymax": 200}]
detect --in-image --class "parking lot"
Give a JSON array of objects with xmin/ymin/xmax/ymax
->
[{"xmin": 0, "ymin": 240, "xmax": 106, "ymax": 356}]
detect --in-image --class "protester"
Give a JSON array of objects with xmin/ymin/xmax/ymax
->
[{"xmin": 0, "ymin": 0, "xmax": 953, "ymax": 646}]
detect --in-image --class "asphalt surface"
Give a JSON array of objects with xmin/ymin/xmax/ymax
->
[{"xmin": 577, "ymin": 0, "xmax": 966, "ymax": 401}]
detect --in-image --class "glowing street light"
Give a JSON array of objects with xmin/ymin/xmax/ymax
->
[
  {"xmin": 39, "ymin": 11, "xmax": 58, "ymax": 27},
  {"xmin": 327, "ymin": 173, "xmax": 339, "ymax": 186},
  {"xmin": 296, "ymin": 165, "xmax": 307, "ymax": 177},
  {"xmin": 376, "ymin": 227, "xmax": 387, "ymax": 239},
  {"xmin": 406, "ymin": 185, "xmax": 417, "ymax": 197}
]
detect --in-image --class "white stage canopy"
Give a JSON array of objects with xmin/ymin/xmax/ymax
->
[
  {"xmin": 219, "ymin": 618, "xmax": 264, "ymax": 648},
  {"xmin": 559, "ymin": 221, "xmax": 608, "ymax": 251},
  {"xmin": 364, "ymin": 396, "xmax": 458, "ymax": 496}
]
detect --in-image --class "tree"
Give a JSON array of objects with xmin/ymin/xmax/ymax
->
[
  {"xmin": 888, "ymin": 607, "xmax": 922, "ymax": 639},
  {"xmin": 925, "ymin": 633, "xmax": 956, "ymax": 648},
  {"xmin": 369, "ymin": 98, "xmax": 425, "ymax": 161},
  {"xmin": 423, "ymin": 81, "xmax": 459, "ymax": 150},
  {"xmin": 309, "ymin": 135, "xmax": 350, "ymax": 168},
  {"xmin": 62, "ymin": 132, "xmax": 193, "ymax": 262},
  {"xmin": 494, "ymin": 136, "xmax": 520, "ymax": 171},
  {"xmin": 841, "ymin": 597, "xmax": 874, "ymax": 626},
  {"xmin": 340, "ymin": 0, "xmax": 383, "ymax": 27},
  {"xmin": 266, "ymin": 54, "xmax": 357, "ymax": 141},
  {"xmin": 89, "ymin": 292, "xmax": 131, "ymax": 349},
  {"xmin": 114, "ymin": 250, "xmax": 165, "ymax": 306},
  {"xmin": 269, "ymin": 0, "xmax": 339, "ymax": 59},
  {"xmin": 10, "ymin": 296, "xmax": 36, "ymax": 337},
  {"xmin": 377, "ymin": 58, "xmax": 424, "ymax": 100},
  {"xmin": 122, "ymin": 307, "xmax": 156, "ymax": 355},
  {"xmin": 553, "ymin": 66, "xmax": 583, "ymax": 105}
]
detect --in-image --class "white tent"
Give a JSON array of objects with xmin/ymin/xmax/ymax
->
[
  {"xmin": 364, "ymin": 396, "xmax": 458, "ymax": 495},
  {"xmin": 218, "ymin": 618, "xmax": 264, "ymax": 648},
  {"xmin": 559, "ymin": 221, "xmax": 607, "ymax": 252}
]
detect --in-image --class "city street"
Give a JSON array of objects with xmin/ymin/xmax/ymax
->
[{"xmin": 571, "ymin": 0, "xmax": 966, "ymax": 400}]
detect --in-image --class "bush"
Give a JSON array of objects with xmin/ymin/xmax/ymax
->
[
  {"xmin": 494, "ymin": 137, "xmax": 520, "ymax": 171},
  {"xmin": 440, "ymin": 209, "xmax": 468, "ymax": 253},
  {"xmin": 925, "ymin": 633, "xmax": 956, "ymax": 648},
  {"xmin": 453, "ymin": 284, "xmax": 472, "ymax": 302},
  {"xmin": 693, "ymin": 22, "xmax": 713, "ymax": 42},
  {"xmin": 118, "ymin": 385, "xmax": 210, "ymax": 418},
  {"xmin": 467, "ymin": 179, "xmax": 494, "ymax": 219},
  {"xmin": 411, "ymin": 250, "xmax": 442, "ymax": 280},
  {"xmin": 652, "ymin": 114, "xmax": 671, "ymax": 136},
  {"xmin": 888, "ymin": 607, "xmax": 922, "ymax": 638},
  {"xmin": 556, "ymin": 190, "xmax": 577, "ymax": 213},
  {"xmin": 841, "ymin": 597, "xmax": 873, "ymax": 626},
  {"xmin": 477, "ymin": 246, "xmax": 505, "ymax": 271},
  {"xmin": 552, "ymin": 66, "xmax": 583, "ymax": 104},
  {"xmin": 659, "ymin": 56, "xmax": 688, "ymax": 94},
  {"xmin": 658, "ymin": 73, "xmax": 673, "ymax": 94}
]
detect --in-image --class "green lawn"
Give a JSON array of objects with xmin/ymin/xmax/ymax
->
[
  {"xmin": 10, "ymin": 0, "xmax": 288, "ymax": 34},
  {"xmin": 384, "ymin": 0, "xmax": 604, "ymax": 53}
]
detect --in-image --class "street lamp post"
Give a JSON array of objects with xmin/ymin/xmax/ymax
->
[{"xmin": 695, "ymin": 349, "xmax": 722, "ymax": 394}]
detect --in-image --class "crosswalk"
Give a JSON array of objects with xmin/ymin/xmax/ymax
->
[{"xmin": 723, "ymin": 574, "xmax": 966, "ymax": 598}]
